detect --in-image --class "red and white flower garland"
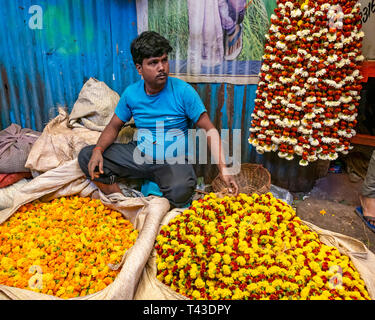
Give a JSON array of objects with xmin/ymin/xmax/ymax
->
[{"xmin": 248, "ymin": 0, "xmax": 364, "ymax": 166}]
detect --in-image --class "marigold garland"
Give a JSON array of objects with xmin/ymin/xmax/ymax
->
[
  {"xmin": 0, "ymin": 196, "xmax": 138, "ymax": 299},
  {"xmin": 248, "ymin": 0, "xmax": 364, "ymax": 166},
  {"xmin": 155, "ymin": 193, "xmax": 370, "ymax": 300}
]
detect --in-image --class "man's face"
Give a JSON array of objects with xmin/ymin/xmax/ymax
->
[{"xmin": 136, "ymin": 53, "xmax": 169, "ymax": 92}]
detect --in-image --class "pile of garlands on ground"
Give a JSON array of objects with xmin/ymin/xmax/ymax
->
[
  {"xmin": 155, "ymin": 193, "xmax": 370, "ymax": 300},
  {"xmin": 0, "ymin": 196, "xmax": 138, "ymax": 299}
]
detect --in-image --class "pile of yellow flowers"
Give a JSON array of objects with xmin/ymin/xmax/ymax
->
[
  {"xmin": 155, "ymin": 193, "xmax": 370, "ymax": 300},
  {"xmin": 0, "ymin": 196, "xmax": 138, "ymax": 299}
]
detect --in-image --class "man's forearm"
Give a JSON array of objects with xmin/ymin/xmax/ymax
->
[
  {"xmin": 95, "ymin": 125, "xmax": 120, "ymax": 151},
  {"xmin": 95, "ymin": 114, "xmax": 125, "ymax": 152},
  {"xmin": 206, "ymin": 128, "xmax": 227, "ymax": 174}
]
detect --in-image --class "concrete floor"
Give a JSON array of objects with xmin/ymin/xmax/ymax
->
[{"xmin": 293, "ymin": 173, "xmax": 375, "ymax": 254}]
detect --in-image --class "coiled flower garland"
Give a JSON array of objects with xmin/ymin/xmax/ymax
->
[{"xmin": 156, "ymin": 193, "xmax": 370, "ymax": 300}]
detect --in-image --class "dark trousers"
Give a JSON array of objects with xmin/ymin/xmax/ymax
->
[{"xmin": 78, "ymin": 141, "xmax": 197, "ymax": 208}]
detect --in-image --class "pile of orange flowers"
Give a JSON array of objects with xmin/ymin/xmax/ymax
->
[
  {"xmin": 155, "ymin": 193, "xmax": 370, "ymax": 300},
  {"xmin": 0, "ymin": 196, "xmax": 138, "ymax": 299}
]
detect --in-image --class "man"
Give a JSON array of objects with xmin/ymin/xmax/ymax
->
[
  {"xmin": 78, "ymin": 31, "xmax": 239, "ymax": 208},
  {"xmin": 356, "ymin": 150, "xmax": 375, "ymax": 233}
]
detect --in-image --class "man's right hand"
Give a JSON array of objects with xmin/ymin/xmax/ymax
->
[{"xmin": 88, "ymin": 149, "xmax": 104, "ymax": 180}]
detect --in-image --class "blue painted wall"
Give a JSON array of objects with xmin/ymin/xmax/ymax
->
[{"xmin": 0, "ymin": 0, "xmax": 139, "ymax": 131}]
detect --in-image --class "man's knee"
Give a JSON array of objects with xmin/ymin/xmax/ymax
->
[
  {"xmin": 78, "ymin": 145, "xmax": 93, "ymax": 175},
  {"xmin": 166, "ymin": 178, "xmax": 196, "ymax": 208}
]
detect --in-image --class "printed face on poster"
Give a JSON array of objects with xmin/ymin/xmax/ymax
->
[{"xmin": 136, "ymin": 0, "xmax": 277, "ymax": 84}]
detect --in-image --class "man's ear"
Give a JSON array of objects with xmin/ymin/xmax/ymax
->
[{"xmin": 135, "ymin": 63, "xmax": 142, "ymax": 75}]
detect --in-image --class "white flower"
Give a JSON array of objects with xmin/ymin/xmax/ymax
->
[
  {"xmin": 307, "ymin": 77, "xmax": 319, "ymax": 84},
  {"xmin": 285, "ymin": 2, "xmax": 294, "ymax": 9},
  {"xmin": 291, "ymin": 9, "xmax": 302, "ymax": 17},
  {"xmin": 264, "ymin": 145, "xmax": 273, "ymax": 152},
  {"xmin": 294, "ymin": 145, "xmax": 303, "ymax": 155},
  {"xmin": 328, "ymin": 153, "xmax": 339, "ymax": 161},
  {"xmin": 285, "ymin": 154, "xmax": 294, "ymax": 161},
  {"xmin": 343, "ymin": 75, "xmax": 355, "ymax": 83},
  {"xmin": 264, "ymin": 101, "xmax": 273, "ymax": 109},
  {"xmin": 260, "ymin": 120, "xmax": 270, "ymax": 127},
  {"xmin": 256, "ymin": 146, "xmax": 265, "ymax": 154},
  {"xmin": 299, "ymin": 159, "xmax": 309, "ymax": 166},
  {"xmin": 355, "ymin": 31, "xmax": 365, "ymax": 39},
  {"xmin": 340, "ymin": 96, "xmax": 353, "ymax": 103},
  {"xmin": 278, "ymin": 152, "xmax": 289, "ymax": 159},
  {"xmin": 312, "ymin": 122, "xmax": 322, "ymax": 129},
  {"xmin": 343, "ymin": 37, "xmax": 354, "ymax": 46},
  {"xmin": 271, "ymin": 136, "xmax": 281, "ymax": 144},
  {"xmin": 313, "ymin": 108, "xmax": 325, "ymax": 115},
  {"xmin": 327, "ymin": 33, "xmax": 337, "ymax": 42},
  {"xmin": 327, "ymin": 55, "xmax": 338, "ymax": 63},
  {"xmin": 276, "ymin": 41, "xmax": 286, "ymax": 50},
  {"xmin": 257, "ymin": 110, "xmax": 266, "ymax": 117},
  {"xmin": 352, "ymin": 70, "xmax": 360, "ymax": 77},
  {"xmin": 294, "ymin": 68, "xmax": 304, "ymax": 76},
  {"xmin": 285, "ymin": 34, "xmax": 297, "ymax": 41},
  {"xmin": 269, "ymin": 24, "xmax": 279, "ymax": 33},
  {"xmin": 306, "ymin": 96, "xmax": 317, "ymax": 103},
  {"xmin": 308, "ymin": 155, "xmax": 318, "ymax": 162},
  {"xmin": 261, "ymin": 64, "xmax": 270, "ymax": 72},
  {"xmin": 297, "ymin": 48, "xmax": 308, "ymax": 56},
  {"xmin": 334, "ymin": 42, "xmax": 344, "ymax": 49},
  {"xmin": 283, "ymin": 56, "xmax": 298, "ymax": 63},
  {"xmin": 309, "ymin": 138, "xmax": 319, "ymax": 146},
  {"xmin": 272, "ymin": 63, "xmax": 284, "ymax": 69},
  {"xmin": 316, "ymin": 69, "xmax": 327, "ymax": 77}
]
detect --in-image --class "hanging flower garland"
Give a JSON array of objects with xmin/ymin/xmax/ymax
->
[{"xmin": 248, "ymin": 0, "xmax": 364, "ymax": 166}]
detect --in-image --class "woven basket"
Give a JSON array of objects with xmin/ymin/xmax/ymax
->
[{"xmin": 211, "ymin": 163, "xmax": 271, "ymax": 195}]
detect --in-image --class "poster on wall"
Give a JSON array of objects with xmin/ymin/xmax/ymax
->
[
  {"xmin": 359, "ymin": 0, "xmax": 375, "ymax": 60},
  {"xmin": 136, "ymin": 0, "xmax": 277, "ymax": 84}
]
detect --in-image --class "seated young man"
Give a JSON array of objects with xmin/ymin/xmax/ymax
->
[{"xmin": 78, "ymin": 31, "xmax": 239, "ymax": 208}]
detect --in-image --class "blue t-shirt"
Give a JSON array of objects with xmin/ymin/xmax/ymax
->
[{"xmin": 115, "ymin": 77, "xmax": 206, "ymax": 161}]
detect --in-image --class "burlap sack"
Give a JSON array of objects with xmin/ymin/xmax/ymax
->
[
  {"xmin": 134, "ymin": 210, "xmax": 375, "ymax": 300},
  {"xmin": 68, "ymin": 77, "xmax": 120, "ymax": 132},
  {"xmin": 0, "ymin": 159, "xmax": 170, "ymax": 300},
  {"xmin": 25, "ymin": 107, "xmax": 135, "ymax": 173},
  {"xmin": 0, "ymin": 124, "xmax": 41, "ymax": 173},
  {"xmin": 0, "ymin": 179, "xmax": 30, "ymax": 211}
]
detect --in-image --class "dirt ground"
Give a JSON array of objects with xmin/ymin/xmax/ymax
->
[{"xmin": 292, "ymin": 172, "xmax": 375, "ymax": 254}]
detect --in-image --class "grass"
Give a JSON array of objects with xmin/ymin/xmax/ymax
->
[{"xmin": 148, "ymin": 0, "xmax": 277, "ymax": 62}]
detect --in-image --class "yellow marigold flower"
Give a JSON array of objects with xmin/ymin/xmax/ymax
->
[
  {"xmin": 192, "ymin": 290, "xmax": 201, "ymax": 299},
  {"xmin": 222, "ymin": 254, "xmax": 231, "ymax": 265},
  {"xmin": 236, "ymin": 256, "xmax": 246, "ymax": 266},
  {"xmin": 222, "ymin": 265, "xmax": 231, "ymax": 276}
]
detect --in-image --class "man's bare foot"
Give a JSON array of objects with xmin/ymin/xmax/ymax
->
[
  {"xmin": 360, "ymin": 195, "xmax": 375, "ymax": 226},
  {"xmin": 94, "ymin": 181, "xmax": 122, "ymax": 195}
]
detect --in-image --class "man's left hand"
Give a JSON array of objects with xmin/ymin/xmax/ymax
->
[{"xmin": 220, "ymin": 173, "xmax": 239, "ymax": 196}]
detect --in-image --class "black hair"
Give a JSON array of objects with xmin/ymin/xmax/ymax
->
[{"xmin": 130, "ymin": 31, "xmax": 173, "ymax": 66}]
